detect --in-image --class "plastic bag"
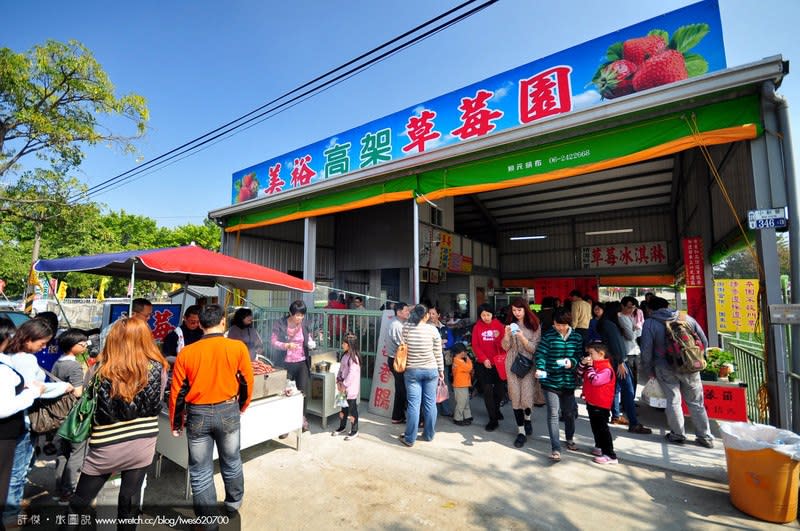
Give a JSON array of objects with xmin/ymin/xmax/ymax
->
[
  {"xmin": 334, "ymin": 391, "xmax": 348, "ymax": 408},
  {"xmin": 720, "ymin": 422, "xmax": 800, "ymax": 461},
  {"xmin": 436, "ymin": 379, "xmax": 449, "ymax": 404},
  {"xmin": 641, "ymin": 377, "xmax": 667, "ymax": 408}
]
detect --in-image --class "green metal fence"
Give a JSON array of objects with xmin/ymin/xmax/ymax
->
[
  {"xmin": 719, "ymin": 334, "xmax": 768, "ymax": 424},
  {"xmin": 252, "ymin": 307, "xmax": 384, "ymax": 393}
]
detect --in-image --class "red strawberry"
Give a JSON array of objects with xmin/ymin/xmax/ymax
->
[
  {"xmin": 623, "ymin": 35, "xmax": 667, "ymax": 65},
  {"xmin": 632, "ymin": 50, "xmax": 688, "ymax": 91},
  {"xmin": 237, "ymin": 187, "xmax": 251, "ymax": 203},
  {"xmin": 242, "ymin": 173, "xmax": 255, "ymax": 188},
  {"xmin": 593, "ymin": 59, "xmax": 637, "ymax": 99}
]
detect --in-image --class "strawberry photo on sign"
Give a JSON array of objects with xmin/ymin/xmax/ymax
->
[{"xmin": 592, "ymin": 24, "xmax": 710, "ymax": 99}]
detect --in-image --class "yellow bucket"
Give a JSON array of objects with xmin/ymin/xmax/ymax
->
[{"xmin": 725, "ymin": 447, "xmax": 800, "ymax": 523}]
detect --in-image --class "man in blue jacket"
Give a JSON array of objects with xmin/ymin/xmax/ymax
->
[{"xmin": 640, "ymin": 297, "xmax": 713, "ymax": 448}]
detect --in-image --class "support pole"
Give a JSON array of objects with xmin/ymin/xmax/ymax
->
[
  {"xmin": 303, "ymin": 218, "xmax": 317, "ymax": 310},
  {"xmin": 413, "ymin": 198, "xmax": 420, "ymax": 304}
]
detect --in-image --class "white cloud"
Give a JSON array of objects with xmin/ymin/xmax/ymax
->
[
  {"xmin": 490, "ymin": 81, "xmax": 515, "ymax": 102},
  {"xmin": 572, "ymin": 90, "xmax": 602, "ymax": 110}
]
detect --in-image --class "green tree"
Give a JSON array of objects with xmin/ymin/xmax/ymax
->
[
  {"xmin": 162, "ymin": 219, "xmax": 221, "ymax": 250},
  {"xmin": 0, "ymin": 39, "xmax": 148, "ymax": 176},
  {"xmin": 713, "ymin": 235, "xmax": 790, "ymax": 279}
]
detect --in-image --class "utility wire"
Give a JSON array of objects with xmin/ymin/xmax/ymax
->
[
  {"xmin": 89, "ymin": 4, "xmax": 487, "ymax": 199},
  {"xmin": 73, "ymin": 0, "xmax": 497, "ymax": 201}
]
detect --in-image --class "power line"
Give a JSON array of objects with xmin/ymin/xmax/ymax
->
[{"xmin": 73, "ymin": 0, "xmax": 498, "ymax": 201}]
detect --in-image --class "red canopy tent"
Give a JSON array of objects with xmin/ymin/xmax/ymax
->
[{"xmin": 34, "ymin": 244, "xmax": 314, "ymax": 293}]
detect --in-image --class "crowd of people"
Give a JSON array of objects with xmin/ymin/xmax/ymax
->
[
  {"xmin": 385, "ymin": 290, "xmax": 714, "ymax": 466},
  {"xmin": 0, "ymin": 289, "xmax": 714, "ymax": 529}
]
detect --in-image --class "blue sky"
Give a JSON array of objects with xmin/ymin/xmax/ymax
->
[{"xmin": 4, "ymin": 0, "xmax": 799, "ymax": 227}]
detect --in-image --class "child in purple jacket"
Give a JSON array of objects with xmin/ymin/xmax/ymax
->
[{"xmin": 332, "ymin": 333, "xmax": 361, "ymax": 440}]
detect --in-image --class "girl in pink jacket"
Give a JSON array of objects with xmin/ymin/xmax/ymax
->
[{"xmin": 332, "ymin": 334, "xmax": 361, "ymax": 440}]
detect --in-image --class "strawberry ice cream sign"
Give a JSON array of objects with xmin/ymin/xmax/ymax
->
[{"xmin": 232, "ymin": 0, "xmax": 725, "ymax": 205}]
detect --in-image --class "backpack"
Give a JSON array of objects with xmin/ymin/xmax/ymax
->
[{"xmin": 663, "ymin": 317, "xmax": 707, "ymax": 373}]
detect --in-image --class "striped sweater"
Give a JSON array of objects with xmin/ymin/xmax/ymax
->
[
  {"xmin": 402, "ymin": 323, "xmax": 444, "ymax": 372},
  {"xmin": 535, "ymin": 327, "xmax": 583, "ymax": 391}
]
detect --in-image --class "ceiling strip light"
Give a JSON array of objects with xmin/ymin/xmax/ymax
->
[
  {"xmin": 585, "ymin": 228, "xmax": 634, "ymax": 236},
  {"xmin": 509, "ymin": 235, "xmax": 547, "ymax": 240}
]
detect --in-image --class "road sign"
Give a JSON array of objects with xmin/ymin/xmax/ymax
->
[
  {"xmin": 748, "ymin": 208, "xmax": 788, "ymax": 230},
  {"xmin": 770, "ymin": 304, "xmax": 800, "ymax": 325}
]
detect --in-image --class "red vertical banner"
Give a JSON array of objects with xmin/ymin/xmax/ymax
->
[{"xmin": 682, "ymin": 237, "xmax": 708, "ymax": 334}]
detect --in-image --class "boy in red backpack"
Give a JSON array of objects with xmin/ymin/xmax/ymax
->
[{"xmin": 577, "ymin": 342, "xmax": 618, "ymax": 464}]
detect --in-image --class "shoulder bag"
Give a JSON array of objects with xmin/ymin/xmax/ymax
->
[
  {"xmin": 56, "ymin": 367, "xmax": 100, "ymax": 444},
  {"xmin": 392, "ymin": 327, "xmax": 409, "ymax": 373},
  {"xmin": 28, "ymin": 367, "xmax": 78, "ymax": 434},
  {"xmin": 510, "ymin": 353, "xmax": 534, "ymax": 379}
]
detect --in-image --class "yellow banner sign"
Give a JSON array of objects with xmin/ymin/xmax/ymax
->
[{"xmin": 714, "ymin": 279, "xmax": 758, "ymax": 333}]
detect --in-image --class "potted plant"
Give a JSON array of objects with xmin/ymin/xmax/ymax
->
[{"xmin": 702, "ymin": 348, "xmax": 735, "ymax": 381}]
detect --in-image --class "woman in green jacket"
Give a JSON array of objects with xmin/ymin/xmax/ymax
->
[{"xmin": 535, "ymin": 307, "xmax": 583, "ymax": 462}]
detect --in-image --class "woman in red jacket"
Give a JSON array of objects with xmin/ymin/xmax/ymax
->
[{"xmin": 471, "ymin": 303, "xmax": 506, "ymax": 431}]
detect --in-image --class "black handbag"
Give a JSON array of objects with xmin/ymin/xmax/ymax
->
[{"xmin": 510, "ymin": 353, "xmax": 534, "ymax": 378}]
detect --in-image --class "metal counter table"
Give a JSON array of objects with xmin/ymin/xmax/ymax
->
[{"xmin": 155, "ymin": 392, "xmax": 303, "ymax": 498}]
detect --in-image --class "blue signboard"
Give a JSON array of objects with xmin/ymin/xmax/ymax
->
[
  {"xmin": 108, "ymin": 303, "xmax": 183, "ymax": 342},
  {"xmin": 231, "ymin": 0, "xmax": 725, "ymax": 205}
]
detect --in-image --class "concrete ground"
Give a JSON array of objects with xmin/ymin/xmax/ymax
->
[{"xmin": 24, "ymin": 396, "xmax": 798, "ymax": 530}]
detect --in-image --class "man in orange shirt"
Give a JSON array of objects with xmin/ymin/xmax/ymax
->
[{"xmin": 169, "ymin": 304, "xmax": 253, "ymax": 522}]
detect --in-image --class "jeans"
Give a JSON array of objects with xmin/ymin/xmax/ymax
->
[
  {"xmin": 403, "ymin": 368, "xmax": 439, "ymax": 444},
  {"xmin": 545, "ymin": 389, "xmax": 576, "ymax": 452},
  {"xmin": 186, "ymin": 399, "xmax": 244, "ymax": 518},
  {"xmin": 3, "ymin": 431, "xmax": 33, "ymax": 522},
  {"xmin": 611, "ymin": 363, "xmax": 640, "ymax": 426},
  {"xmin": 55, "ymin": 437, "xmax": 88, "ymax": 495},
  {"xmin": 655, "ymin": 365, "xmax": 712, "ymax": 441}
]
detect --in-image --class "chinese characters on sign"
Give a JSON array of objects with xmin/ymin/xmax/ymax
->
[
  {"xmin": 368, "ymin": 311, "xmax": 400, "ymax": 418},
  {"xmin": 683, "ymin": 236, "xmax": 705, "ymax": 287},
  {"xmin": 231, "ymin": 1, "xmax": 728, "ymax": 204},
  {"xmin": 582, "ymin": 241, "xmax": 668, "ymax": 269},
  {"xmin": 681, "ymin": 382, "xmax": 747, "ymax": 421},
  {"xmin": 715, "ymin": 279, "xmax": 759, "ymax": 333}
]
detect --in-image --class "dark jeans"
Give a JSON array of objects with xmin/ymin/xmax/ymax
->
[
  {"xmin": 69, "ymin": 465, "xmax": 149, "ymax": 530},
  {"xmin": 611, "ymin": 362, "xmax": 640, "ymax": 426},
  {"xmin": 627, "ymin": 355, "xmax": 640, "ymax": 391},
  {"xmin": 388, "ymin": 357, "xmax": 407, "ymax": 422},
  {"xmin": 186, "ymin": 399, "xmax": 244, "ymax": 518},
  {"xmin": 285, "ymin": 361, "xmax": 310, "ymax": 414},
  {"xmin": 475, "ymin": 364, "xmax": 503, "ymax": 423},
  {"xmin": 587, "ymin": 404, "xmax": 616, "ymax": 459}
]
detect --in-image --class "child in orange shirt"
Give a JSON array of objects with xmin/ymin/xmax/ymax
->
[{"xmin": 451, "ymin": 343, "xmax": 474, "ymax": 425}]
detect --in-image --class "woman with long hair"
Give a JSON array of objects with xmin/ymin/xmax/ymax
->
[
  {"xmin": 502, "ymin": 298, "xmax": 542, "ymax": 448},
  {"xmin": 2, "ymin": 318, "xmax": 71, "ymax": 526},
  {"xmin": 227, "ymin": 307, "xmax": 265, "ymax": 361},
  {"xmin": 332, "ymin": 333, "xmax": 361, "ymax": 440},
  {"xmin": 66, "ymin": 317, "xmax": 167, "ymax": 524},
  {"xmin": 398, "ymin": 304, "xmax": 444, "ymax": 448}
]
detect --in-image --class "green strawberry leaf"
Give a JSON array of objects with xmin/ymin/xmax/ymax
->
[
  {"xmin": 684, "ymin": 53, "xmax": 708, "ymax": 77},
  {"xmin": 647, "ymin": 29, "xmax": 669, "ymax": 44},
  {"xmin": 234, "ymin": 181, "xmax": 241, "ymax": 191},
  {"xmin": 605, "ymin": 42, "xmax": 623, "ymax": 62},
  {"xmin": 670, "ymin": 23, "xmax": 709, "ymax": 53}
]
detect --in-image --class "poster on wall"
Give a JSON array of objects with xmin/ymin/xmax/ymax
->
[
  {"xmin": 714, "ymin": 279, "xmax": 758, "ymax": 333},
  {"xmin": 231, "ymin": 1, "xmax": 726, "ymax": 205},
  {"xmin": 682, "ymin": 236, "xmax": 708, "ymax": 334},
  {"xmin": 105, "ymin": 303, "xmax": 183, "ymax": 342}
]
